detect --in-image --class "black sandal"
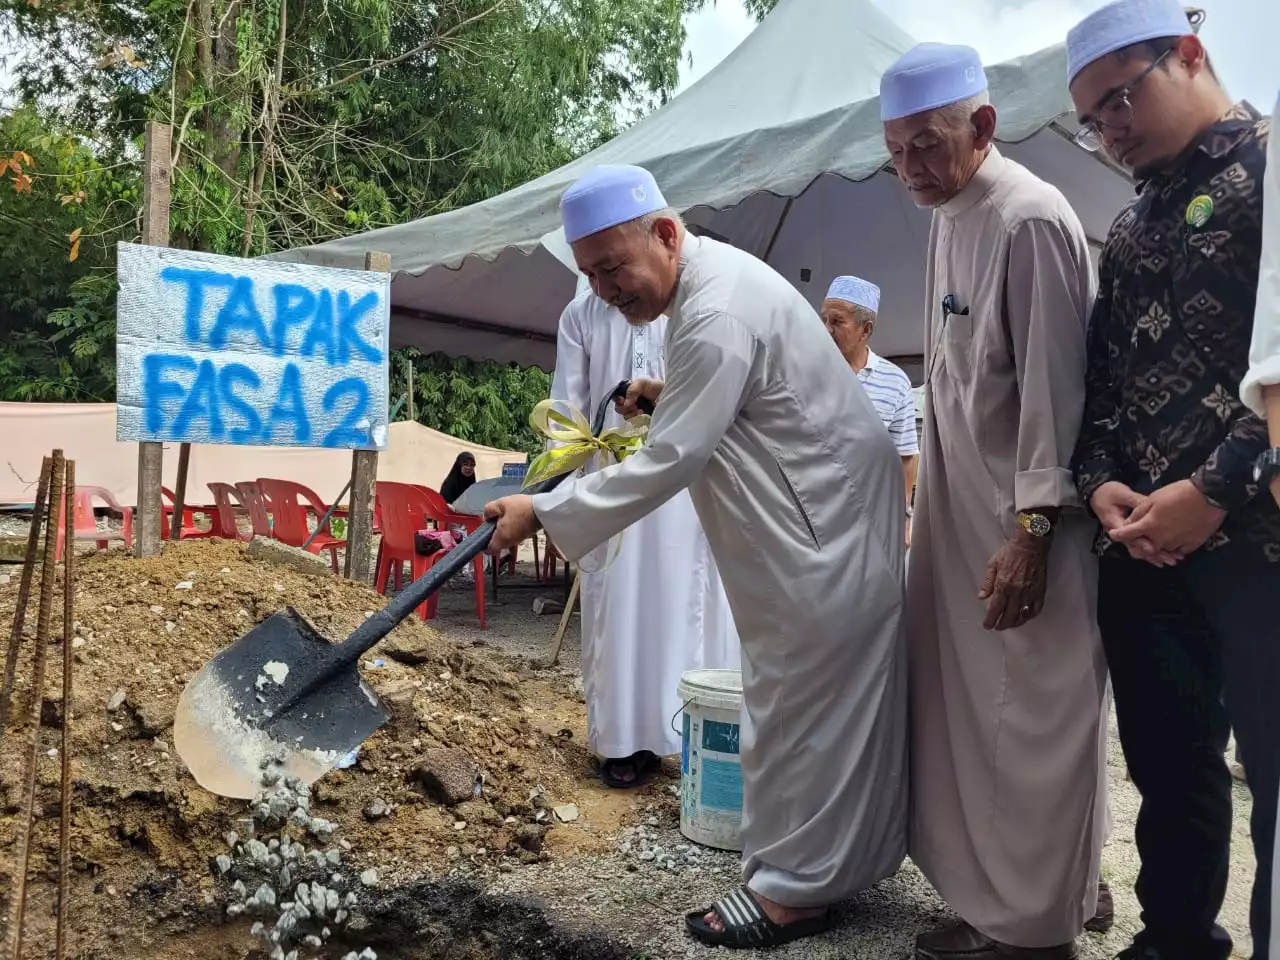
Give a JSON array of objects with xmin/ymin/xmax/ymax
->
[
  {"xmin": 600, "ymin": 750, "xmax": 659, "ymax": 789},
  {"xmin": 685, "ymin": 886, "xmax": 835, "ymax": 949}
]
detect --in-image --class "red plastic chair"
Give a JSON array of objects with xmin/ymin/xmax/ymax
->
[
  {"xmin": 55, "ymin": 486, "xmax": 133, "ymax": 560},
  {"xmin": 206, "ymin": 482, "xmax": 252, "ymax": 541},
  {"xmin": 235, "ymin": 481, "xmax": 274, "ymax": 539},
  {"xmin": 378, "ymin": 482, "xmax": 486, "ymax": 628},
  {"xmin": 257, "ymin": 478, "xmax": 346, "ymax": 574},
  {"xmin": 420, "ymin": 486, "xmax": 518, "ymax": 576},
  {"xmin": 161, "ymin": 486, "xmax": 216, "ymax": 540},
  {"xmin": 541, "ymin": 537, "xmax": 563, "ymax": 582}
]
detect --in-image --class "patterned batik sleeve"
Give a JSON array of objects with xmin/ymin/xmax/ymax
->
[
  {"xmin": 1072, "ymin": 247, "xmax": 1123, "ymax": 511},
  {"xmin": 1192, "ymin": 410, "xmax": 1270, "ymax": 510}
]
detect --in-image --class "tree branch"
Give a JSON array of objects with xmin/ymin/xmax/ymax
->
[{"xmin": 288, "ymin": 0, "xmax": 507, "ymax": 98}]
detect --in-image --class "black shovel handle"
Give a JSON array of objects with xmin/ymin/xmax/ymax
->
[{"xmin": 286, "ymin": 379, "xmax": 654, "ymax": 702}]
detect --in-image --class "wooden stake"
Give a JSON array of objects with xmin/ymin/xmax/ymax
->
[
  {"xmin": 343, "ymin": 250, "xmax": 389, "ymax": 583},
  {"xmin": 135, "ymin": 120, "xmax": 173, "ymax": 558},
  {"xmin": 169, "ymin": 442, "xmax": 191, "ymax": 541},
  {"xmin": 549, "ymin": 571, "xmax": 581, "ymax": 666}
]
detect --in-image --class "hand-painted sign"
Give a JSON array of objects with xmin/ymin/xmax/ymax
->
[{"xmin": 115, "ymin": 243, "xmax": 391, "ymax": 450}]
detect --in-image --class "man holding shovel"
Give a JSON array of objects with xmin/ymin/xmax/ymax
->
[{"xmin": 484, "ymin": 164, "xmax": 908, "ymax": 950}]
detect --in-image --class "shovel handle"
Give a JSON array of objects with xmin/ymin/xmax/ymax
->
[{"xmin": 319, "ymin": 379, "xmax": 649, "ymax": 666}]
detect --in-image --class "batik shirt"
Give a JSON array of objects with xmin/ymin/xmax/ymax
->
[{"xmin": 1072, "ymin": 103, "xmax": 1280, "ymax": 560}]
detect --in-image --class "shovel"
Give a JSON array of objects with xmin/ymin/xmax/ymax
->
[{"xmin": 174, "ymin": 381, "xmax": 654, "ymax": 799}]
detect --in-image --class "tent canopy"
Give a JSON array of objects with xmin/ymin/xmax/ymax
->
[{"xmin": 273, "ymin": 0, "xmax": 1133, "ymax": 374}]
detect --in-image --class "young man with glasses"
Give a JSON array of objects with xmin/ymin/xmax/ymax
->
[{"xmin": 1067, "ymin": 2, "xmax": 1276, "ymax": 958}]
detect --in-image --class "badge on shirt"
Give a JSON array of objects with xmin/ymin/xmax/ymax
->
[{"xmin": 1185, "ymin": 194, "xmax": 1214, "ymax": 229}]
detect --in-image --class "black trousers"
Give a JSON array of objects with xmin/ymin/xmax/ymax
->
[{"xmin": 1098, "ymin": 545, "xmax": 1280, "ymax": 958}]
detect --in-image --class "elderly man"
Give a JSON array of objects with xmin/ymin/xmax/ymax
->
[
  {"xmin": 549, "ymin": 280, "xmax": 740, "ymax": 787},
  {"xmin": 485, "ymin": 164, "xmax": 908, "ymax": 949},
  {"xmin": 821, "ymin": 275, "xmax": 919, "ymax": 540},
  {"xmin": 882, "ymin": 43, "xmax": 1109, "ymax": 960},
  {"xmin": 1068, "ymin": 3, "xmax": 1278, "ymax": 958}
]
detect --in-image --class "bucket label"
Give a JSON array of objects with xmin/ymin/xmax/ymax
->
[
  {"xmin": 700, "ymin": 758, "xmax": 744, "ymax": 813},
  {"xmin": 702, "ymin": 719, "xmax": 740, "ymax": 755}
]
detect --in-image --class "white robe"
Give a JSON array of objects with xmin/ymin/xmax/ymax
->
[
  {"xmin": 550, "ymin": 290, "xmax": 740, "ymax": 759},
  {"xmin": 535, "ymin": 235, "xmax": 908, "ymax": 907}
]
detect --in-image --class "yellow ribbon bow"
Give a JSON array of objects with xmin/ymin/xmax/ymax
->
[{"xmin": 522, "ymin": 399, "xmax": 650, "ymax": 489}]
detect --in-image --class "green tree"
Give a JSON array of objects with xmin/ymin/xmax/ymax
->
[
  {"xmin": 0, "ymin": 107, "xmax": 138, "ymax": 400},
  {"xmin": 394, "ymin": 349, "xmax": 552, "ymax": 456}
]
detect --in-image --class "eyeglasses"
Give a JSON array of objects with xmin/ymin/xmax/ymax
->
[{"xmin": 1073, "ymin": 47, "xmax": 1174, "ymax": 152}]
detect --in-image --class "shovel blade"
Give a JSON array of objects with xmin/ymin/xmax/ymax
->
[{"xmin": 174, "ymin": 609, "xmax": 390, "ymax": 799}]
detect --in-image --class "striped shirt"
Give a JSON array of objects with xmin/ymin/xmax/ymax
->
[{"xmin": 855, "ymin": 351, "xmax": 919, "ymax": 457}]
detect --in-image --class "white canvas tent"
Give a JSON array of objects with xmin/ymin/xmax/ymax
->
[{"xmin": 273, "ymin": 0, "xmax": 1134, "ymax": 377}]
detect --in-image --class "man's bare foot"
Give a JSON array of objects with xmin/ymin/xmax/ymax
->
[{"xmin": 703, "ymin": 889, "xmax": 827, "ymax": 932}]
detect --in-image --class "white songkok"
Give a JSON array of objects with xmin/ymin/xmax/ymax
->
[
  {"xmin": 880, "ymin": 43, "xmax": 988, "ymax": 123},
  {"xmin": 825, "ymin": 276, "xmax": 880, "ymax": 314},
  {"xmin": 560, "ymin": 165, "xmax": 668, "ymax": 244},
  {"xmin": 1067, "ymin": 0, "xmax": 1192, "ymax": 85}
]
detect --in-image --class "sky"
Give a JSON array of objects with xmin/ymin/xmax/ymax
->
[{"xmin": 679, "ymin": 0, "xmax": 1278, "ymax": 109}]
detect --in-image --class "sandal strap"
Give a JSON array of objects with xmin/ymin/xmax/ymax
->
[{"xmin": 713, "ymin": 887, "xmax": 774, "ymax": 943}]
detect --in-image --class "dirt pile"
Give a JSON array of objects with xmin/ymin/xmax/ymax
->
[{"xmin": 0, "ymin": 539, "xmax": 639, "ymax": 959}]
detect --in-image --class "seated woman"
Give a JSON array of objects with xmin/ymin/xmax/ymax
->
[{"xmin": 440, "ymin": 451, "xmax": 477, "ymax": 507}]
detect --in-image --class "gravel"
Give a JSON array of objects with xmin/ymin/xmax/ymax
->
[{"xmin": 459, "ymin": 599, "xmax": 1258, "ymax": 960}]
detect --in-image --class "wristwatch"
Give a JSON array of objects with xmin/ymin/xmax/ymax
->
[
  {"xmin": 1016, "ymin": 511, "xmax": 1054, "ymax": 537},
  {"xmin": 1254, "ymin": 448, "xmax": 1280, "ymax": 487}
]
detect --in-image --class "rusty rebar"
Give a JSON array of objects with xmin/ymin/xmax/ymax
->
[
  {"xmin": 56, "ymin": 458, "xmax": 75, "ymax": 960},
  {"xmin": 2, "ymin": 449, "xmax": 65, "ymax": 960},
  {"xmin": 0, "ymin": 456, "xmax": 53, "ymax": 739}
]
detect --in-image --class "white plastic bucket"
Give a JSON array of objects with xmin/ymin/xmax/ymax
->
[{"xmin": 677, "ymin": 668, "xmax": 744, "ymax": 851}]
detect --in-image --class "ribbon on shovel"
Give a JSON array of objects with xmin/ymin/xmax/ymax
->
[{"xmin": 522, "ymin": 398, "xmax": 650, "ymax": 573}]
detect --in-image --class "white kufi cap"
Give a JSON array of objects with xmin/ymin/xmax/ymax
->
[
  {"xmin": 825, "ymin": 276, "xmax": 880, "ymax": 314},
  {"xmin": 1067, "ymin": 0, "xmax": 1192, "ymax": 85},
  {"xmin": 560, "ymin": 165, "xmax": 668, "ymax": 244},
  {"xmin": 880, "ymin": 43, "xmax": 988, "ymax": 123}
]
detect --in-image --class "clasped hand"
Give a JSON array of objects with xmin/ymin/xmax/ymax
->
[{"xmin": 1091, "ymin": 480, "xmax": 1224, "ymax": 566}]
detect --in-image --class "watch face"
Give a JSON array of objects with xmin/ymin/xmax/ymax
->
[{"xmin": 1028, "ymin": 514, "xmax": 1052, "ymax": 537}]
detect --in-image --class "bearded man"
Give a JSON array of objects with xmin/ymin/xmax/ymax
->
[{"xmin": 484, "ymin": 164, "xmax": 908, "ymax": 950}]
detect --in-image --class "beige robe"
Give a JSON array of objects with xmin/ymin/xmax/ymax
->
[
  {"xmin": 535, "ymin": 235, "xmax": 908, "ymax": 907},
  {"xmin": 907, "ymin": 148, "xmax": 1109, "ymax": 947}
]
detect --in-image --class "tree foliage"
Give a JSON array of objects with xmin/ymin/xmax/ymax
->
[
  {"xmin": 0, "ymin": 0, "xmax": 779, "ymax": 442},
  {"xmin": 393, "ymin": 349, "xmax": 552, "ymax": 456}
]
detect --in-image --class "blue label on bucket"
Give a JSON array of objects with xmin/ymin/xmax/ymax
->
[
  {"xmin": 700, "ymin": 758, "xmax": 743, "ymax": 812},
  {"xmin": 682, "ymin": 712, "xmax": 691, "ymax": 774},
  {"xmin": 702, "ymin": 719, "xmax": 740, "ymax": 755}
]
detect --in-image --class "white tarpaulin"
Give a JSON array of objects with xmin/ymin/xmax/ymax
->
[
  {"xmin": 271, "ymin": 0, "xmax": 1133, "ymax": 373},
  {"xmin": 0, "ymin": 403, "xmax": 523, "ymax": 507}
]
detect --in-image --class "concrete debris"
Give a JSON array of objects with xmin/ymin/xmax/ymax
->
[
  {"xmin": 106, "ymin": 688, "xmax": 127, "ymax": 712},
  {"xmin": 553, "ymin": 804, "xmax": 580, "ymax": 823}
]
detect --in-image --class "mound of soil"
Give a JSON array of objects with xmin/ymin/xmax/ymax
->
[{"xmin": 0, "ymin": 539, "xmax": 652, "ymax": 959}]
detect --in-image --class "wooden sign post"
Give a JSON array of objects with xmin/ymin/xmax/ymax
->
[
  {"xmin": 343, "ymin": 250, "xmax": 390, "ymax": 584},
  {"xmin": 135, "ymin": 121, "xmax": 172, "ymax": 558}
]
